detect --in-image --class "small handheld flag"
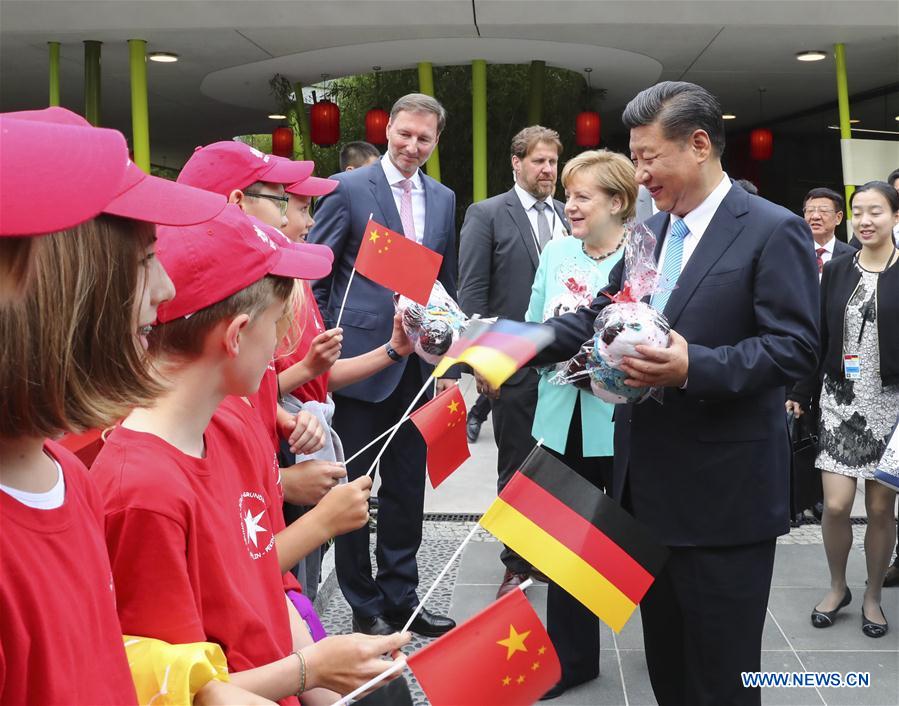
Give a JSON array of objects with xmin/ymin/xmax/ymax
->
[
  {"xmin": 409, "ymin": 384, "xmax": 471, "ymax": 488},
  {"xmin": 407, "ymin": 587, "xmax": 560, "ymax": 706},
  {"xmin": 479, "ymin": 446, "xmax": 668, "ymax": 632},
  {"xmin": 355, "ymin": 219, "xmax": 442, "ymax": 305},
  {"xmin": 432, "ymin": 319, "xmax": 555, "ymax": 389}
]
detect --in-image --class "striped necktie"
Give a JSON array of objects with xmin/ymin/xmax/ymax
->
[{"xmin": 651, "ymin": 218, "xmax": 690, "ymax": 312}]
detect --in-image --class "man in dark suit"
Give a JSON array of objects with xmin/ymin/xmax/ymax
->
[
  {"xmin": 458, "ymin": 126, "xmax": 569, "ymax": 598},
  {"xmin": 532, "ymin": 82, "xmax": 820, "ymax": 705},
  {"xmin": 802, "ymin": 187, "xmax": 856, "ymax": 279},
  {"xmin": 307, "ymin": 94, "xmax": 457, "ymax": 638}
]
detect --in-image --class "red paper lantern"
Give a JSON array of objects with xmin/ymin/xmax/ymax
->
[
  {"xmin": 575, "ymin": 111, "xmax": 601, "ymax": 147},
  {"xmin": 365, "ymin": 107, "xmax": 389, "ymax": 145},
  {"xmin": 310, "ymin": 99, "xmax": 340, "ymax": 147},
  {"xmin": 749, "ymin": 128, "xmax": 773, "ymax": 161},
  {"xmin": 272, "ymin": 126, "xmax": 293, "ymax": 158}
]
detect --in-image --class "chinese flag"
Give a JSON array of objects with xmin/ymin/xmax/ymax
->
[
  {"xmin": 409, "ymin": 384, "xmax": 471, "ymax": 488},
  {"xmin": 407, "ymin": 588, "xmax": 560, "ymax": 706},
  {"xmin": 354, "ymin": 219, "xmax": 442, "ymax": 305}
]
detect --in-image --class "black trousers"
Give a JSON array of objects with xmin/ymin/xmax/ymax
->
[
  {"xmin": 491, "ymin": 368, "xmax": 539, "ymax": 574},
  {"xmin": 469, "ymin": 393, "xmax": 492, "ymax": 423},
  {"xmin": 544, "ymin": 399, "xmax": 613, "ymax": 685},
  {"xmin": 639, "ymin": 538, "xmax": 776, "ymax": 706},
  {"xmin": 332, "ymin": 362, "xmax": 429, "ymax": 617}
]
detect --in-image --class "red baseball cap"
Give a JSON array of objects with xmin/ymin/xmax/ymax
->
[
  {"xmin": 2, "ymin": 107, "xmax": 226, "ymax": 233},
  {"xmin": 1, "ymin": 108, "xmax": 129, "ymax": 236},
  {"xmin": 286, "ymin": 175, "xmax": 339, "ymax": 198},
  {"xmin": 259, "ymin": 220, "xmax": 335, "ymax": 265},
  {"xmin": 156, "ymin": 204, "xmax": 332, "ymax": 323},
  {"xmin": 177, "ymin": 141, "xmax": 315, "ymax": 195}
]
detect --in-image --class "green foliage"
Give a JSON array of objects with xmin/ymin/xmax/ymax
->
[{"xmin": 275, "ymin": 64, "xmax": 593, "ymax": 223}]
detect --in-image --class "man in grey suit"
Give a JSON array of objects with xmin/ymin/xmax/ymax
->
[{"xmin": 458, "ymin": 125, "xmax": 569, "ymax": 598}]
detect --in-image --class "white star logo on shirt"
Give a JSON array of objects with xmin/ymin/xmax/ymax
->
[{"xmin": 243, "ymin": 508, "xmax": 268, "ymax": 547}]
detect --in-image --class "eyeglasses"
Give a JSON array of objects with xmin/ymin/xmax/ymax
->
[
  {"xmin": 244, "ymin": 191, "xmax": 289, "ymax": 217},
  {"xmin": 802, "ymin": 206, "xmax": 836, "ymax": 216}
]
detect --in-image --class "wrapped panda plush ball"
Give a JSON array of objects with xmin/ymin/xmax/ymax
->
[
  {"xmin": 397, "ymin": 281, "xmax": 469, "ymax": 364},
  {"xmin": 550, "ymin": 221, "xmax": 672, "ymax": 404}
]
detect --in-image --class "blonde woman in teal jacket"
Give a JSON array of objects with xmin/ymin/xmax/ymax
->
[{"xmin": 526, "ymin": 149, "xmax": 637, "ymax": 700}]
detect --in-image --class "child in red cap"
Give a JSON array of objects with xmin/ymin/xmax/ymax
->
[
  {"xmin": 0, "ymin": 109, "xmax": 273, "ymax": 705},
  {"xmin": 90, "ymin": 205, "xmax": 409, "ymax": 705}
]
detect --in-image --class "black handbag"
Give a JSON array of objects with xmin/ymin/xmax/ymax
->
[{"xmin": 788, "ymin": 410, "xmax": 822, "ymax": 518}]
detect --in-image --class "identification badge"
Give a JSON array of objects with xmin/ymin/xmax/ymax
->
[{"xmin": 843, "ymin": 354, "xmax": 861, "ymax": 380}]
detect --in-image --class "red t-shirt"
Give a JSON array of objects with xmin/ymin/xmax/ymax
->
[
  {"xmin": 91, "ymin": 399, "xmax": 299, "ymax": 706},
  {"xmin": 0, "ymin": 441, "xmax": 138, "ymax": 705},
  {"xmin": 249, "ymin": 363, "xmax": 281, "ymax": 452},
  {"xmin": 275, "ymin": 282, "xmax": 330, "ymax": 403}
]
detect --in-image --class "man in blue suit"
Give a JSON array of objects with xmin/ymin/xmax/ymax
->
[
  {"xmin": 533, "ymin": 83, "xmax": 819, "ymax": 704},
  {"xmin": 307, "ymin": 94, "xmax": 458, "ymax": 638}
]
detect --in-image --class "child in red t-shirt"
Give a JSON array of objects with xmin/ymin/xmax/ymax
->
[
  {"xmin": 91, "ymin": 205, "xmax": 409, "ymax": 705},
  {"xmin": 0, "ymin": 108, "xmax": 265, "ymax": 705}
]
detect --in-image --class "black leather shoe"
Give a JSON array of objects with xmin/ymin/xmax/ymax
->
[
  {"xmin": 811, "ymin": 588, "xmax": 851, "ymax": 628},
  {"xmin": 352, "ymin": 612, "xmax": 395, "ymax": 636},
  {"xmin": 862, "ymin": 606, "xmax": 889, "ymax": 638},
  {"xmin": 497, "ymin": 570, "xmax": 530, "ymax": 599},
  {"xmin": 467, "ymin": 415, "xmax": 483, "ymax": 443},
  {"xmin": 539, "ymin": 674, "xmax": 598, "ymax": 701},
  {"xmin": 385, "ymin": 607, "xmax": 456, "ymax": 637}
]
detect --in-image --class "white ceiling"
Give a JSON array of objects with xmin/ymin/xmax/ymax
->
[{"xmin": 1, "ymin": 0, "xmax": 897, "ymax": 167}]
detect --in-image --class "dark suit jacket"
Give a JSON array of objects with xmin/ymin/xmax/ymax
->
[
  {"xmin": 307, "ymin": 162, "xmax": 457, "ymax": 403},
  {"xmin": 458, "ymin": 186, "xmax": 568, "ymax": 321},
  {"xmin": 458, "ymin": 187, "xmax": 568, "ymax": 385},
  {"xmin": 832, "ymin": 237, "xmax": 858, "ymax": 259},
  {"xmin": 534, "ymin": 185, "xmax": 820, "ymax": 546}
]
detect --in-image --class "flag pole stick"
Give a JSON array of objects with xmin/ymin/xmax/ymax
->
[
  {"xmin": 334, "ymin": 268, "xmax": 355, "ymax": 330},
  {"xmin": 365, "ymin": 376, "xmax": 433, "ymax": 479},
  {"xmin": 330, "ymin": 657, "xmax": 408, "ymax": 706},
  {"xmin": 341, "ymin": 418, "xmax": 407, "ymax": 466},
  {"xmin": 399, "ymin": 522, "xmax": 479, "ymax": 634},
  {"xmin": 334, "ymin": 214, "xmax": 373, "ymax": 330}
]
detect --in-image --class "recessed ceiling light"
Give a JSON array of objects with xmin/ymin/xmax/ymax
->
[
  {"xmin": 268, "ymin": 114, "xmax": 287, "ymax": 120},
  {"xmin": 722, "ymin": 114, "xmax": 736, "ymax": 120},
  {"xmin": 849, "ymin": 119, "xmax": 861, "ymax": 124},
  {"xmin": 894, "ymin": 115, "xmax": 899, "ymax": 121},
  {"xmin": 796, "ymin": 51, "xmax": 827, "ymax": 62},
  {"xmin": 148, "ymin": 51, "xmax": 179, "ymax": 63}
]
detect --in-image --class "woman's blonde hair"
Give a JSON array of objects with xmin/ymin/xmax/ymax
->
[
  {"xmin": 561, "ymin": 149, "xmax": 638, "ymax": 221},
  {"xmin": 0, "ymin": 216, "xmax": 162, "ymax": 438}
]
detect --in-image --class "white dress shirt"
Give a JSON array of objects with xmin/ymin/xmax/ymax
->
[
  {"xmin": 814, "ymin": 235, "xmax": 836, "ymax": 281},
  {"xmin": 656, "ymin": 173, "xmax": 733, "ymax": 275},
  {"xmin": 381, "ymin": 155, "xmax": 426, "ymax": 243},
  {"xmin": 514, "ymin": 183, "xmax": 567, "ymax": 251}
]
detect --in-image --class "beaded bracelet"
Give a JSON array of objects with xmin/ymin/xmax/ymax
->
[{"xmin": 293, "ymin": 650, "xmax": 307, "ymax": 696}]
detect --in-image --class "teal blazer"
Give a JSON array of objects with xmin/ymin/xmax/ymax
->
[{"xmin": 525, "ymin": 236, "xmax": 622, "ymax": 457}]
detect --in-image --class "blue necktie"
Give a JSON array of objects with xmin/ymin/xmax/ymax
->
[{"xmin": 651, "ymin": 218, "xmax": 690, "ymax": 312}]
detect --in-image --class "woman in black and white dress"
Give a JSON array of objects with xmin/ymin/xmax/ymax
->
[{"xmin": 788, "ymin": 181, "xmax": 899, "ymax": 638}]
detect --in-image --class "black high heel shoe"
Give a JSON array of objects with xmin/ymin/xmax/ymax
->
[
  {"xmin": 810, "ymin": 588, "xmax": 851, "ymax": 628},
  {"xmin": 862, "ymin": 606, "xmax": 889, "ymax": 638}
]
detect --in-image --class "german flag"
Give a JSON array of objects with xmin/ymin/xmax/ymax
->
[
  {"xmin": 479, "ymin": 447, "xmax": 668, "ymax": 632},
  {"xmin": 432, "ymin": 318, "xmax": 554, "ymax": 389}
]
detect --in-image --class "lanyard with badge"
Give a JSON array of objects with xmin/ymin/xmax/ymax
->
[{"xmin": 844, "ymin": 247, "xmax": 897, "ymax": 380}]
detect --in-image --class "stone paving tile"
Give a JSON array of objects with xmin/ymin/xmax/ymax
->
[{"xmin": 317, "ymin": 520, "xmax": 897, "ymax": 705}]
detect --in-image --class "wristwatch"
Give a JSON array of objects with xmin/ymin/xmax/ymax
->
[{"xmin": 385, "ymin": 343, "xmax": 405, "ymax": 362}]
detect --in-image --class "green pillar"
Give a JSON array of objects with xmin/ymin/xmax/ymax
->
[
  {"xmin": 48, "ymin": 42, "xmax": 60, "ymax": 107},
  {"xmin": 83, "ymin": 40, "xmax": 102, "ymax": 126},
  {"xmin": 472, "ymin": 59, "xmax": 488, "ymax": 203},
  {"xmin": 834, "ymin": 43, "xmax": 854, "ymax": 206},
  {"xmin": 417, "ymin": 61, "xmax": 442, "ymax": 182},
  {"xmin": 293, "ymin": 82, "xmax": 311, "ymax": 162},
  {"xmin": 128, "ymin": 39, "xmax": 150, "ymax": 172},
  {"xmin": 527, "ymin": 60, "xmax": 546, "ymax": 125}
]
